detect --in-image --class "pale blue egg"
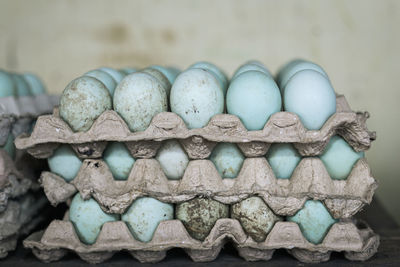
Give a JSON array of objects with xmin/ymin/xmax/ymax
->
[
  {"xmin": 166, "ymin": 66, "xmax": 181, "ymax": 82},
  {"xmin": 114, "ymin": 72, "xmax": 167, "ymax": 132},
  {"xmin": 60, "ymin": 76, "xmax": 112, "ymax": 132},
  {"xmin": 119, "ymin": 68, "xmax": 137, "ymax": 75},
  {"xmin": 320, "ymin": 135, "xmax": 364, "ymax": 180},
  {"xmin": 150, "ymin": 65, "xmax": 178, "ymax": 84},
  {"xmin": 189, "ymin": 61, "xmax": 228, "ymax": 95},
  {"xmin": 266, "ymin": 143, "xmax": 301, "ymax": 179},
  {"xmin": 122, "ymin": 197, "xmax": 174, "ymax": 242},
  {"xmin": 99, "ymin": 67, "xmax": 125, "ymax": 84},
  {"xmin": 284, "ymin": 69, "xmax": 336, "ymax": 130},
  {"xmin": 245, "ymin": 60, "xmax": 266, "ymax": 68},
  {"xmin": 226, "ymin": 70, "xmax": 282, "ymax": 131},
  {"xmin": 22, "ymin": 73, "xmax": 46, "ymax": 95},
  {"xmin": 103, "ymin": 142, "xmax": 135, "ymax": 180},
  {"xmin": 84, "ymin": 69, "xmax": 117, "ymax": 96},
  {"xmin": 0, "ymin": 70, "xmax": 16, "ymax": 97},
  {"xmin": 1, "ymin": 134, "xmax": 15, "ymax": 159},
  {"xmin": 232, "ymin": 63, "xmax": 272, "ymax": 79},
  {"xmin": 69, "ymin": 193, "xmax": 119, "ymax": 245},
  {"xmin": 141, "ymin": 68, "xmax": 171, "ymax": 96},
  {"xmin": 276, "ymin": 59, "xmax": 306, "ymax": 88},
  {"xmin": 11, "ymin": 74, "xmax": 31, "ymax": 96},
  {"xmin": 287, "ymin": 200, "xmax": 337, "ymax": 244},
  {"xmin": 155, "ymin": 140, "xmax": 189, "ymax": 180},
  {"xmin": 48, "ymin": 145, "xmax": 82, "ymax": 181},
  {"xmin": 210, "ymin": 143, "xmax": 244, "ymax": 178},
  {"xmin": 170, "ymin": 68, "xmax": 224, "ymax": 129},
  {"xmin": 279, "ymin": 60, "xmax": 329, "ymax": 89}
]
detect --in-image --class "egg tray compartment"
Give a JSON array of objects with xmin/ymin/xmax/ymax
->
[
  {"xmin": 40, "ymin": 155, "xmax": 377, "ymax": 219},
  {"xmin": 0, "ymin": 193, "xmax": 47, "ymax": 258},
  {"xmin": 15, "ymin": 95, "xmax": 375, "ymax": 160},
  {"xmin": 23, "ymin": 214, "xmax": 379, "ymax": 264}
]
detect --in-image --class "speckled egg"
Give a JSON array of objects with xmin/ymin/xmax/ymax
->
[
  {"xmin": 283, "ymin": 69, "xmax": 336, "ymax": 130},
  {"xmin": 113, "ymin": 72, "xmax": 167, "ymax": 132},
  {"xmin": 119, "ymin": 68, "xmax": 137, "ymax": 75},
  {"xmin": 287, "ymin": 200, "xmax": 337, "ymax": 244},
  {"xmin": 150, "ymin": 65, "xmax": 178, "ymax": 84},
  {"xmin": 319, "ymin": 135, "xmax": 364, "ymax": 180},
  {"xmin": 156, "ymin": 140, "xmax": 189, "ymax": 180},
  {"xmin": 69, "ymin": 193, "xmax": 119, "ymax": 245},
  {"xmin": 99, "ymin": 67, "xmax": 125, "ymax": 84},
  {"xmin": 210, "ymin": 143, "xmax": 244, "ymax": 178},
  {"xmin": 122, "ymin": 197, "xmax": 174, "ymax": 242},
  {"xmin": 175, "ymin": 198, "xmax": 229, "ymax": 241},
  {"xmin": 59, "ymin": 76, "xmax": 112, "ymax": 132},
  {"xmin": 103, "ymin": 142, "xmax": 135, "ymax": 180},
  {"xmin": 1, "ymin": 134, "xmax": 15, "ymax": 159},
  {"xmin": 0, "ymin": 70, "xmax": 15, "ymax": 97},
  {"xmin": 232, "ymin": 63, "xmax": 272, "ymax": 79},
  {"xmin": 11, "ymin": 74, "xmax": 31, "ymax": 96},
  {"xmin": 231, "ymin": 196, "xmax": 282, "ymax": 242},
  {"xmin": 22, "ymin": 73, "xmax": 46, "ymax": 95},
  {"xmin": 141, "ymin": 68, "xmax": 171, "ymax": 96},
  {"xmin": 84, "ymin": 69, "xmax": 117, "ymax": 96},
  {"xmin": 189, "ymin": 61, "xmax": 228, "ymax": 94},
  {"xmin": 226, "ymin": 70, "xmax": 281, "ymax": 130},
  {"xmin": 170, "ymin": 68, "xmax": 224, "ymax": 129},
  {"xmin": 266, "ymin": 143, "xmax": 301, "ymax": 179},
  {"xmin": 48, "ymin": 145, "xmax": 82, "ymax": 181}
]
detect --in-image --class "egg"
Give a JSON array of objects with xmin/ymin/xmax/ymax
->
[
  {"xmin": 48, "ymin": 145, "xmax": 83, "ymax": 181},
  {"xmin": 244, "ymin": 60, "xmax": 266, "ymax": 68},
  {"xmin": 59, "ymin": 76, "xmax": 112, "ymax": 132},
  {"xmin": 175, "ymin": 198, "xmax": 229, "ymax": 241},
  {"xmin": 232, "ymin": 63, "xmax": 272, "ymax": 79},
  {"xmin": 231, "ymin": 196, "xmax": 282, "ymax": 242},
  {"xmin": 99, "ymin": 67, "xmax": 125, "ymax": 83},
  {"xmin": 170, "ymin": 68, "xmax": 224, "ymax": 129},
  {"xmin": 0, "ymin": 70, "xmax": 15, "ymax": 97},
  {"xmin": 287, "ymin": 200, "xmax": 337, "ymax": 244},
  {"xmin": 103, "ymin": 142, "xmax": 135, "ymax": 180},
  {"xmin": 189, "ymin": 61, "xmax": 228, "ymax": 94},
  {"xmin": 11, "ymin": 73, "xmax": 31, "ymax": 96},
  {"xmin": 278, "ymin": 60, "xmax": 329, "ymax": 90},
  {"xmin": 266, "ymin": 143, "xmax": 301, "ymax": 179},
  {"xmin": 119, "ymin": 67, "xmax": 137, "ymax": 75},
  {"xmin": 22, "ymin": 73, "xmax": 46, "ymax": 95},
  {"xmin": 122, "ymin": 197, "xmax": 174, "ymax": 242},
  {"xmin": 114, "ymin": 72, "xmax": 167, "ymax": 132},
  {"xmin": 69, "ymin": 193, "xmax": 119, "ymax": 245},
  {"xmin": 226, "ymin": 70, "xmax": 282, "ymax": 130},
  {"xmin": 319, "ymin": 135, "xmax": 364, "ymax": 180},
  {"xmin": 166, "ymin": 66, "xmax": 181, "ymax": 82},
  {"xmin": 275, "ymin": 59, "xmax": 306, "ymax": 88},
  {"xmin": 84, "ymin": 69, "xmax": 117, "ymax": 96},
  {"xmin": 141, "ymin": 68, "xmax": 171, "ymax": 96},
  {"xmin": 1, "ymin": 134, "xmax": 15, "ymax": 159},
  {"xmin": 150, "ymin": 65, "xmax": 178, "ymax": 84},
  {"xmin": 283, "ymin": 69, "xmax": 336, "ymax": 130},
  {"xmin": 209, "ymin": 143, "xmax": 244, "ymax": 178},
  {"xmin": 155, "ymin": 140, "xmax": 189, "ymax": 180}
]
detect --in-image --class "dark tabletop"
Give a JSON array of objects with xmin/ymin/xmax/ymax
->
[{"xmin": 1, "ymin": 198, "xmax": 399, "ymax": 267}]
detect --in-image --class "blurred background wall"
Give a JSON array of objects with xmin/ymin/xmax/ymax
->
[{"xmin": 0, "ymin": 0, "xmax": 399, "ymax": 222}]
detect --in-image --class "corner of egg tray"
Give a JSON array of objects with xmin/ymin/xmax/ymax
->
[
  {"xmin": 23, "ymin": 216, "xmax": 379, "ymax": 264},
  {"xmin": 40, "ymin": 155, "xmax": 377, "ymax": 219},
  {"xmin": 15, "ymin": 95, "xmax": 375, "ymax": 159}
]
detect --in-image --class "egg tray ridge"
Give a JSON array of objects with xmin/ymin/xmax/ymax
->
[
  {"xmin": 23, "ymin": 216, "xmax": 379, "ymax": 264},
  {"xmin": 15, "ymin": 95, "xmax": 376, "ymax": 159},
  {"xmin": 40, "ymin": 156, "xmax": 377, "ymax": 219}
]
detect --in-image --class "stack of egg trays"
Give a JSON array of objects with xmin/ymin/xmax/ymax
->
[
  {"xmin": 16, "ymin": 95, "xmax": 379, "ymax": 264},
  {"xmin": 0, "ymin": 95, "xmax": 59, "ymax": 258}
]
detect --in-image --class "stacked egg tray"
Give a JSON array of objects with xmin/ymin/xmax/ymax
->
[
  {"xmin": 16, "ymin": 95, "xmax": 379, "ymax": 264},
  {"xmin": 0, "ymin": 95, "xmax": 58, "ymax": 258}
]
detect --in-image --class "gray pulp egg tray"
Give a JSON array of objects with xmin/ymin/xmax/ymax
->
[
  {"xmin": 24, "ymin": 216, "xmax": 379, "ymax": 264},
  {"xmin": 15, "ymin": 95, "xmax": 375, "ymax": 159}
]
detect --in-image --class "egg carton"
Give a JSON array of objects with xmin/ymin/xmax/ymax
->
[
  {"xmin": 39, "ymin": 155, "xmax": 376, "ymax": 219},
  {"xmin": 15, "ymin": 95, "xmax": 375, "ymax": 160},
  {"xmin": 23, "ymin": 215, "xmax": 378, "ymax": 264},
  {"xmin": 0, "ymin": 193, "xmax": 47, "ymax": 258}
]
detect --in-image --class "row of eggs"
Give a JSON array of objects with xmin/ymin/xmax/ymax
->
[
  {"xmin": 48, "ymin": 135, "xmax": 364, "ymax": 183},
  {"xmin": 0, "ymin": 69, "xmax": 47, "ymax": 97},
  {"xmin": 70, "ymin": 194, "xmax": 337, "ymax": 246},
  {"xmin": 59, "ymin": 59, "xmax": 336, "ymax": 133}
]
